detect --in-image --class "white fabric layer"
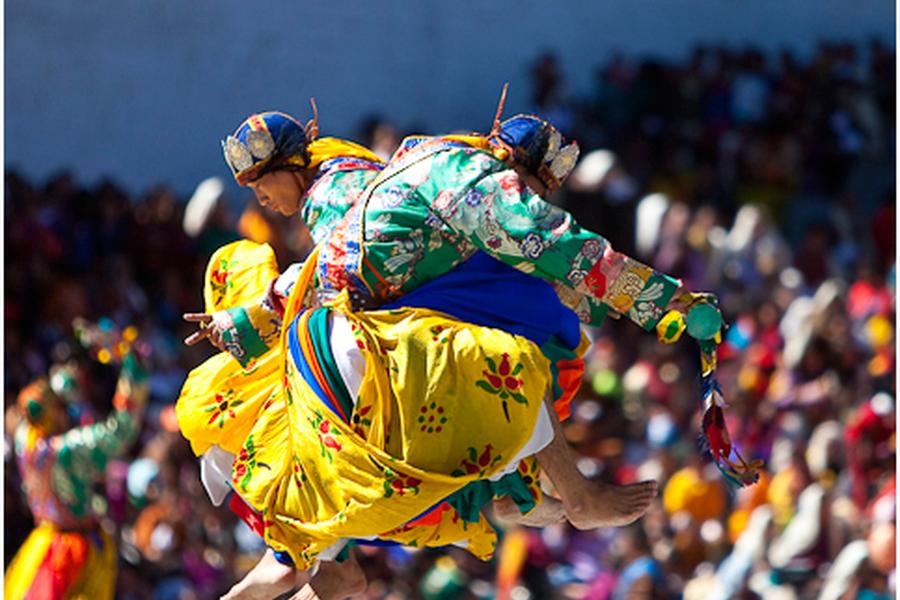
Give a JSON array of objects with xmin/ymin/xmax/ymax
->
[
  {"xmin": 328, "ymin": 312, "xmax": 366, "ymax": 403},
  {"xmin": 200, "ymin": 445, "xmax": 236, "ymax": 506}
]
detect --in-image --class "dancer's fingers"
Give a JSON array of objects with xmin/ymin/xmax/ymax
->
[
  {"xmin": 183, "ymin": 313, "xmax": 213, "ymax": 323},
  {"xmin": 184, "ymin": 328, "xmax": 212, "ymax": 346},
  {"xmin": 208, "ymin": 331, "xmax": 226, "ymax": 351}
]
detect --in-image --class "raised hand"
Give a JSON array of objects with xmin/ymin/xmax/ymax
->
[{"xmin": 183, "ymin": 312, "xmax": 226, "ymax": 351}]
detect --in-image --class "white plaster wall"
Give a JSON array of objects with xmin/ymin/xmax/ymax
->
[{"xmin": 5, "ymin": 0, "xmax": 894, "ymax": 195}]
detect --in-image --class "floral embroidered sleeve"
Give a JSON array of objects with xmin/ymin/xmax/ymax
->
[
  {"xmin": 54, "ymin": 355, "xmax": 148, "ymax": 476},
  {"xmin": 416, "ymin": 149, "xmax": 681, "ymax": 329}
]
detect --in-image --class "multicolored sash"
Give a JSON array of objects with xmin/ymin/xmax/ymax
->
[{"xmin": 287, "ymin": 308, "xmax": 354, "ymax": 425}]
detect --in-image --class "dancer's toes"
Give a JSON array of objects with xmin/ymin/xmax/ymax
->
[{"xmin": 565, "ymin": 480, "xmax": 658, "ymax": 530}]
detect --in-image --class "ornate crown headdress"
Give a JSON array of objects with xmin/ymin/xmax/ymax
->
[
  {"xmin": 488, "ymin": 84, "xmax": 579, "ymax": 192},
  {"xmin": 222, "ymin": 100, "xmax": 318, "ymax": 185}
]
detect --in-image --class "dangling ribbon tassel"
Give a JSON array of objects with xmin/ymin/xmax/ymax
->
[
  {"xmin": 692, "ymin": 306, "xmax": 762, "ymax": 488},
  {"xmin": 700, "ymin": 389, "xmax": 760, "ymax": 487},
  {"xmin": 305, "ymin": 97, "xmax": 320, "ymax": 141}
]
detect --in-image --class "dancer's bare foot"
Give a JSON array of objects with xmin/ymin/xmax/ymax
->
[
  {"xmin": 291, "ymin": 552, "xmax": 367, "ymax": 600},
  {"xmin": 562, "ymin": 479, "xmax": 658, "ymax": 530},
  {"xmin": 221, "ymin": 549, "xmax": 310, "ymax": 600},
  {"xmin": 493, "ymin": 496, "xmax": 566, "ymax": 527},
  {"xmin": 534, "ymin": 392, "xmax": 658, "ymax": 530}
]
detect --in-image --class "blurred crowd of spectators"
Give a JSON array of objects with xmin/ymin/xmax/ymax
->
[{"xmin": 5, "ymin": 39, "xmax": 896, "ymax": 599}]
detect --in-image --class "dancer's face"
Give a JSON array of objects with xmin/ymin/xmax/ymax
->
[
  {"xmin": 511, "ymin": 163, "xmax": 553, "ymax": 199},
  {"xmin": 246, "ymin": 170, "xmax": 308, "ymax": 216}
]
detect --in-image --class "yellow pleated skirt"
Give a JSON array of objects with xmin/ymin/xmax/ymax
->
[{"xmin": 177, "ymin": 241, "xmax": 550, "ymax": 569}]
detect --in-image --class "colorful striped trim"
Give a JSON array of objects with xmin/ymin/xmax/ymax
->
[{"xmin": 287, "ymin": 309, "xmax": 354, "ymax": 424}]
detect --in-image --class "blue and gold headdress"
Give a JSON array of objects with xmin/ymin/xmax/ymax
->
[
  {"xmin": 487, "ymin": 85, "xmax": 580, "ymax": 192},
  {"xmin": 223, "ymin": 102, "xmax": 383, "ymax": 185},
  {"xmin": 223, "ymin": 110, "xmax": 314, "ymax": 185}
]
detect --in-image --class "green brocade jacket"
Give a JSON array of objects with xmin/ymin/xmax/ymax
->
[
  {"xmin": 315, "ymin": 137, "xmax": 679, "ymax": 330},
  {"xmin": 226, "ymin": 139, "xmax": 680, "ymax": 366}
]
